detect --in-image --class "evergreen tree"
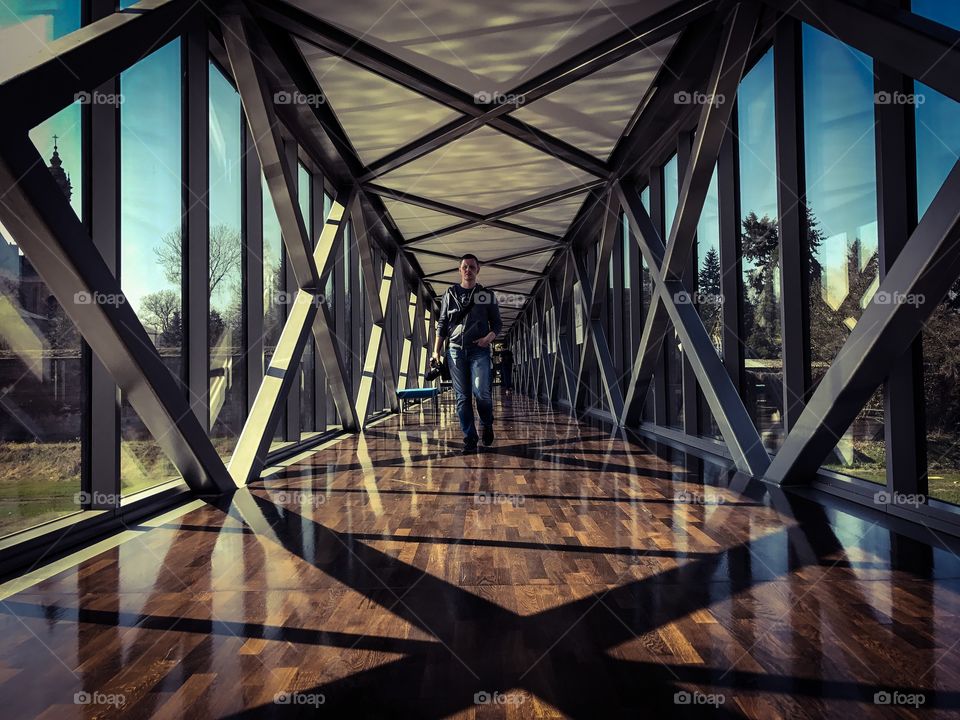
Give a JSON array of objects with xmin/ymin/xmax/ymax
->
[{"xmin": 697, "ymin": 246, "xmax": 722, "ymax": 349}]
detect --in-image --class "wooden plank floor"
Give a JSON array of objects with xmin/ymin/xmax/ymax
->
[{"xmin": 2, "ymin": 392, "xmax": 960, "ymax": 718}]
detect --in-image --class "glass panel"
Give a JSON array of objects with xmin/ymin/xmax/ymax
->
[
  {"xmin": 621, "ymin": 213, "xmax": 633, "ymax": 377},
  {"xmin": 662, "ymin": 156, "xmax": 683, "ymax": 428},
  {"xmin": 639, "ymin": 185, "xmax": 654, "ymax": 422},
  {"xmin": 120, "ymin": 39, "xmax": 183, "ymax": 496},
  {"xmin": 696, "ymin": 166, "xmax": 721, "ymax": 438},
  {"xmin": 262, "ymin": 175, "xmax": 285, "ymax": 440},
  {"xmin": 738, "ymin": 48, "xmax": 783, "ymax": 452},
  {"xmin": 912, "ymin": 1, "xmax": 960, "ymax": 28},
  {"xmin": 208, "ymin": 62, "xmax": 245, "ymax": 463},
  {"xmin": 914, "ymin": 0, "xmax": 960, "ymax": 504},
  {"xmin": 298, "ymin": 162, "xmax": 315, "ymax": 437},
  {"xmin": 802, "ymin": 26, "xmax": 883, "ymax": 483},
  {"xmin": 0, "ymin": 2, "xmax": 84, "ymax": 536},
  {"xmin": 323, "ymin": 192, "xmax": 338, "ymax": 429},
  {"xmin": 664, "ymin": 155, "xmax": 679, "ymax": 231}
]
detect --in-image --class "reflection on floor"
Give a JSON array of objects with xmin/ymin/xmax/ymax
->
[{"xmin": 1, "ymin": 393, "xmax": 959, "ymax": 718}]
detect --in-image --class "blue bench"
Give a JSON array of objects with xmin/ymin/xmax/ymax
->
[{"xmin": 397, "ymin": 387, "xmax": 440, "ymax": 424}]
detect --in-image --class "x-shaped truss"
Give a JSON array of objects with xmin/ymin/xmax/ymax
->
[
  {"xmin": 224, "ymin": 11, "xmax": 358, "ymax": 485},
  {"xmin": 612, "ymin": 2, "xmax": 769, "ymax": 477},
  {"xmin": 352, "ymin": 197, "xmax": 401, "ymax": 427},
  {"xmin": 572, "ymin": 192, "xmax": 626, "ymax": 420}
]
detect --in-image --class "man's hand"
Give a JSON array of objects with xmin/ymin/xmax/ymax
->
[
  {"xmin": 474, "ymin": 332, "xmax": 495, "ymax": 348},
  {"xmin": 431, "ymin": 350, "xmax": 442, "ymax": 366}
]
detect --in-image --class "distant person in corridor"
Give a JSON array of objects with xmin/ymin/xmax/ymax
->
[
  {"xmin": 433, "ymin": 254, "xmax": 502, "ymax": 454},
  {"xmin": 499, "ymin": 346, "xmax": 514, "ymax": 393}
]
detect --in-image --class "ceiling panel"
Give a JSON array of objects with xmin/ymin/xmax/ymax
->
[
  {"xmin": 493, "ymin": 249, "xmax": 555, "ymax": 275},
  {"xmin": 383, "ymin": 199, "xmax": 463, "ymax": 238},
  {"xmin": 427, "ymin": 266, "xmax": 540, "ymax": 288},
  {"xmin": 410, "ymin": 252, "xmax": 461, "ymax": 276},
  {"xmin": 297, "ymin": 39, "xmax": 460, "ymax": 165},
  {"xmin": 493, "ymin": 279, "xmax": 539, "ymax": 295},
  {"xmin": 289, "ymin": 0, "xmax": 678, "ymax": 96},
  {"xmin": 511, "ymin": 36, "xmax": 677, "ymax": 159},
  {"xmin": 411, "ymin": 225, "xmax": 556, "ymax": 259},
  {"xmin": 498, "ymin": 192, "xmax": 589, "ymax": 235},
  {"xmin": 377, "ymin": 126, "xmax": 595, "ymax": 214}
]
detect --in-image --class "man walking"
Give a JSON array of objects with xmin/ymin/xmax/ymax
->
[{"xmin": 433, "ymin": 254, "xmax": 502, "ymax": 454}]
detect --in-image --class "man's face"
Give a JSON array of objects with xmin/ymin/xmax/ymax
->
[{"xmin": 460, "ymin": 258, "xmax": 479, "ymax": 283}]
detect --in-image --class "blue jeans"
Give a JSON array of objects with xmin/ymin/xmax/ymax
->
[{"xmin": 448, "ymin": 345, "xmax": 493, "ymax": 443}]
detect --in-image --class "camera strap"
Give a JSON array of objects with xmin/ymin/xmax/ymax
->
[{"xmin": 449, "ymin": 286, "xmax": 478, "ymax": 333}]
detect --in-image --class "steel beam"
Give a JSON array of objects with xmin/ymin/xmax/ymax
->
[
  {"xmin": 83, "ymin": 0, "xmax": 122, "ymax": 510},
  {"xmin": 874, "ymin": 27, "xmax": 926, "ymax": 498},
  {"xmin": 222, "ymin": 12, "xmax": 319, "ymax": 291},
  {"xmin": 229, "ymin": 290, "xmax": 318, "ymax": 484},
  {"xmin": 185, "ymin": 21, "xmax": 210, "ymax": 429},
  {"xmin": 0, "ymin": 134, "xmax": 233, "ymax": 494}
]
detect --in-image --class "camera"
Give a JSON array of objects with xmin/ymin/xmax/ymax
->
[{"xmin": 425, "ymin": 356, "xmax": 448, "ymax": 382}]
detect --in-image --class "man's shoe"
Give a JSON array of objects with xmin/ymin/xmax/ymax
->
[
  {"xmin": 482, "ymin": 425, "xmax": 495, "ymax": 447},
  {"xmin": 462, "ymin": 442, "xmax": 478, "ymax": 455}
]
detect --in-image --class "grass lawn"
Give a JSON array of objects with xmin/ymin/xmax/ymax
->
[{"xmin": 0, "ymin": 437, "xmax": 238, "ymax": 538}]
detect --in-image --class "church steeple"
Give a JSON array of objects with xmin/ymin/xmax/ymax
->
[{"xmin": 47, "ymin": 135, "xmax": 73, "ymax": 202}]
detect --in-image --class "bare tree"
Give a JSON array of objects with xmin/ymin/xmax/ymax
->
[
  {"xmin": 141, "ymin": 289, "xmax": 181, "ymax": 340},
  {"xmin": 154, "ymin": 224, "xmax": 242, "ymax": 297}
]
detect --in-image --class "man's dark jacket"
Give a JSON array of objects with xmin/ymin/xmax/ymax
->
[{"xmin": 436, "ymin": 284, "xmax": 502, "ymax": 349}]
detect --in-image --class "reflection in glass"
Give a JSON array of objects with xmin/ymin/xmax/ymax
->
[
  {"xmin": 120, "ymin": 39, "xmax": 183, "ymax": 495},
  {"xmin": 737, "ymin": 49, "xmax": 783, "ymax": 452},
  {"xmin": 914, "ymin": 0, "xmax": 960, "ymax": 504},
  {"xmin": 208, "ymin": 62, "xmax": 245, "ymax": 462},
  {"xmin": 0, "ymin": 3, "xmax": 84, "ymax": 535},
  {"xmin": 803, "ymin": 26, "xmax": 883, "ymax": 483}
]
